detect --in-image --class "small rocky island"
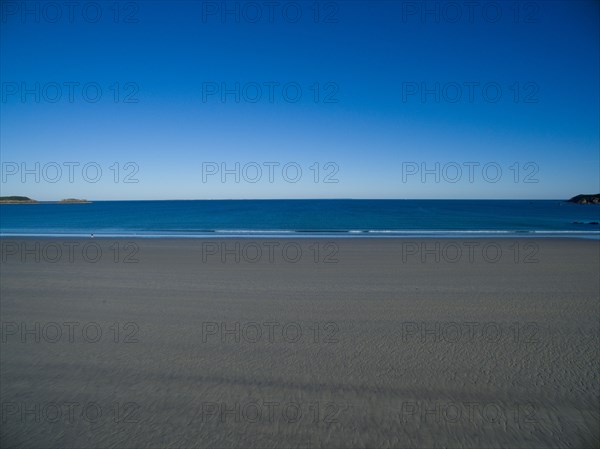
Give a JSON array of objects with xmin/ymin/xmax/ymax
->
[
  {"xmin": 567, "ymin": 194, "xmax": 600, "ymax": 205},
  {"xmin": 58, "ymin": 198, "xmax": 91, "ymax": 204},
  {"xmin": 0, "ymin": 196, "xmax": 91, "ymax": 204}
]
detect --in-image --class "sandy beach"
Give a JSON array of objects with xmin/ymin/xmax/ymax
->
[{"xmin": 1, "ymin": 237, "xmax": 598, "ymax": 448}]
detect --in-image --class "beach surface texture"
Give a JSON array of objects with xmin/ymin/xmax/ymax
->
[{"xmin": 1, "ymin": 238, "xmax": 598, "ymax": 448}]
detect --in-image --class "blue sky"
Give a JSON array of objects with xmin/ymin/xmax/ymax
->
[{"xmin": 1, "ymin": 0, "xmax": 598, "ymax": 200}]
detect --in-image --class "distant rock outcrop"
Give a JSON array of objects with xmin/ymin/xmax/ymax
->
[
  {"xmin": 0, "ymin": 196, "xmax": 37, "ymax": 203},
  {"xmin": 59, "ymin": 198, "xmax": 90, "ymax": 203},
  {"xmin": 567, "ymin": 194, "xmax": 600, "ymax": 205},
  {"xmin": 0, "ymin": 196, "xmax": 91, "ymax": 204}
]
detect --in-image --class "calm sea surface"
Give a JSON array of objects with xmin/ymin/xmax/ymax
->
[{"xmin": 1, "ymin": 200, "xmax": 599, "ymax": 238}]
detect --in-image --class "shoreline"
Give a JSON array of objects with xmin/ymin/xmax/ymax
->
[{"xmin": 1, "ymin": 232, "xmax": 599, "ymax": 240}]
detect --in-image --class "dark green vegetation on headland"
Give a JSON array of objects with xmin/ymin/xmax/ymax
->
[
  {"xmin": 0, "ymin": 196, "xmax": 90, "ymax": 204},
  {"xmin": 567, "ymin": 194, "xmax": 600, "ymax": 204},
  {"xmin": 0, "ymin": 196, "xmax": 37, "ymax": 203}
]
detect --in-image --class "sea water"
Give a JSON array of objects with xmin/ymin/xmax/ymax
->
[{"xmin": 1, "ymin": 200, "xmax": 599, "ymax": 238}]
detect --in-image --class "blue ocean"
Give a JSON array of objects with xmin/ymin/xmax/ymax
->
[{"xmin": 1, "ymin": 200, "xmax": 599, "ymax": 239}]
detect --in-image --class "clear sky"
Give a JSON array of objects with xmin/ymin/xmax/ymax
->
[{"xmin": 1, "ymin": 0, "xmax": 598, "ymax": 200}]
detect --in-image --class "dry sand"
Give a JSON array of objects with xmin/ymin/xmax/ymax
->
[{"xmin": 0, "ymin": 238, "xmax": 598, "ymax": 448}]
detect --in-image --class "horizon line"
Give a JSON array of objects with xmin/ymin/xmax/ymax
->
[{"xmin": 2, "ymin": 197, "xmax": 590, "ymax": 202}]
